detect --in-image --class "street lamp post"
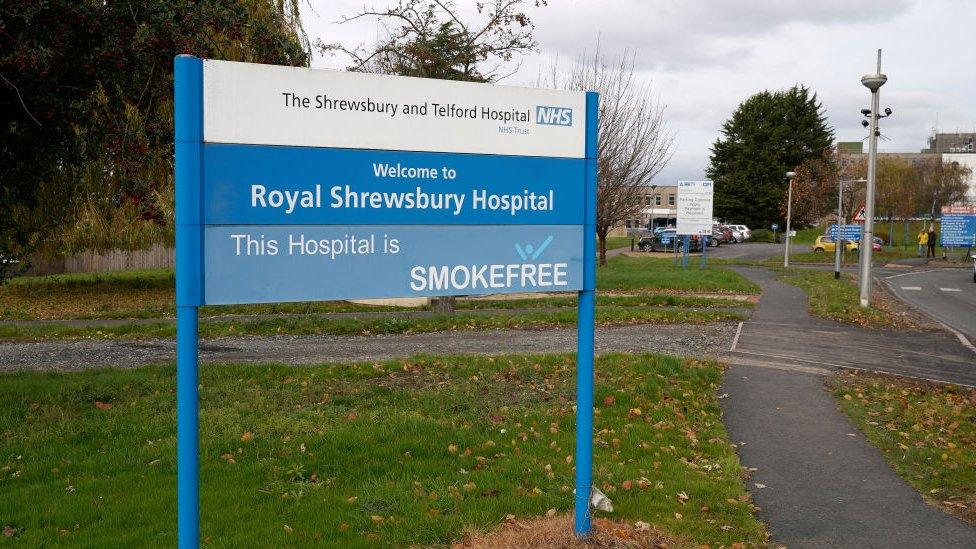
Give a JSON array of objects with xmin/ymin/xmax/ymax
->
[
  {"xmin": 859, "ymin": 50, "xmax": 887, "ymax": 308},
  {"xmin": 784, "ymin": 171, "xmax": 796, "ymax": 268}
]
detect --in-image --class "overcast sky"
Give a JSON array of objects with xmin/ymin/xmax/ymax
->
[{"xmin": 300, "ymin": 0, "xmax": 976, "ymax": 184}]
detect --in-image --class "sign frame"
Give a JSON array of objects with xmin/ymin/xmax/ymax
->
[{"xmin": 174, "ymin": 55, "xmax": 598, "ymax": 546}]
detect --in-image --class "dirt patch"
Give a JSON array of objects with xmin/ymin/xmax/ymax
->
[{"xmin": 452, "ymin": 515, "xmax": 684, "ymax": 549}]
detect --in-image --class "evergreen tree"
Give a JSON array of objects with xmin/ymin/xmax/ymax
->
[{"xmin": 707, "ymin": 86, "xmax": 833, "ymax": 228}]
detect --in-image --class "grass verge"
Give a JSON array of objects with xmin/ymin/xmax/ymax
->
[
  {"xmin": 775, "ymin": 268, "xmax": 902, "ymax": 328},
  {"xmin": 830, "ymin": 371, "xmax": 976, "ymax": 525},
  {"xmin": 0, "ymin": 307, "xmax": 745, "ymax": 341},
  {"xmin": 0, "ymin": 353, "xmax": 768, "ymax": 546},
  {"xmin": 597, "ymin": 257, "xmax": 759, "ymax": 294}
]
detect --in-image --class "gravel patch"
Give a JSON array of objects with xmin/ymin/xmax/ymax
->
[{"xmin": 0, "ymin": 323, "xmax": 739, "ymax": 372}]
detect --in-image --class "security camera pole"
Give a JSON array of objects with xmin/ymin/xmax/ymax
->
[
  {"xmin": 859, "ymin": 50, "xmax": 887, "ymax": 307},
  {"xmin": 783, "ymin": 171, "xmax": 796, "ymax": 268}
]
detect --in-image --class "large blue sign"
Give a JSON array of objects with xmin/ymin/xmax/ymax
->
[{"xmin": 941, "ymin": 214, "xmax": 976, "ymax": 247}]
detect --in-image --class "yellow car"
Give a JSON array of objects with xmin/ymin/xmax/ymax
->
[{"xmin": 812, "ymin": 235, "xmax": 858, "ymax": 253}]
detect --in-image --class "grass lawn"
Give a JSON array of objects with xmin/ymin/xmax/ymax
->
[
  {"xmin": 0, "ymin": 354, "xmax": 768, "ymax": 547},
  {"xmin": 597, "ymin": 256, "xmax": 760, "ymax": 294},
  {"xmin": 604, "ymin": 236, "xmax": 635, "ymax": 251},
  {"xmin": 831, "ymin": 371, "xmax": 976, "ymax": 525}
]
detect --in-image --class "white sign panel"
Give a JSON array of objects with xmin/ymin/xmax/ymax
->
[
  {"xmin": 676, "ymin": 180, "xmax": 714, "ymax": 236},
  {"xmin": 202, "ymin": 60, "xmax": 587, "ymax": 158}
]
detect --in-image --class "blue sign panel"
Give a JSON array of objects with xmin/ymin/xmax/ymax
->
[
  {"xmin": 941, "ymin": 214, "xmax": 976, "ymax": 247},
  {"xmin": 204, "ymin": 144, "xmax": 586, "ymax": 226},
  {"xmin": 827, "ymin": 224, "xmax": 862, "ymax": 241},
  {"xmin": 204, "ymin": 225, "xmax": 584, "ymax": 304}
]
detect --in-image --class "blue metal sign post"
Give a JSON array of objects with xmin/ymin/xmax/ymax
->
[{"xmin": 174, "ymin": 56, "xmax": 598, "ymax": 545}]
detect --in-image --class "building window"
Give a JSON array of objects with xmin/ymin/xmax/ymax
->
[
  {"xmin": 625, "ymin": 220, "xmax": 631, "ymax": 228},
  {"xmin": 668, "ymin": 195, "xmax": 675, "ymax": 206},
  {"xmin": 655, "ymin": 196, "xmax": 661, "ymax": 206}
]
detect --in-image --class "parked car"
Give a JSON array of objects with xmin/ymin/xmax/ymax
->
[
  {"xmin": 709, "ymin": 224, "xmax": 735, "ymax": 246},
  {"xmin": 726, "ymin": 224, "xmax": 751, "ymax": 242},
  {"xmin": 709, "ymin": 225, "xmax": 732, "ymax": 247},
  {"xmin": 871, "ymin": 236, "xmax": 883, "ymax": 251},
  {"xmin": 812, "ymin": 235, "xmax": 858, "ymax": 253},
  {"xmin": 638, "ymin": 230, "xmax": 702, "ymax": 253}
]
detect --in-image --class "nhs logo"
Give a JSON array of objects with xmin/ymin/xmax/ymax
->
[{"xmin": 535, "ymin": 106, "xmax": 573, "ymax": 126}]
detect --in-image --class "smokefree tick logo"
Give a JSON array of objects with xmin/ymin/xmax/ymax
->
[
  {"xmin": 535, "ymin": 106, "xmax": 573, "ymax": 126},
  {"xmin": 514, "ymin": 235, "xmax": 554, "ymax": 260}
]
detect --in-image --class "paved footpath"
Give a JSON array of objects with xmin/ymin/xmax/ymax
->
[{"xmin": 721, "ymin": 267, "xmax": 976, "ymax": 548}]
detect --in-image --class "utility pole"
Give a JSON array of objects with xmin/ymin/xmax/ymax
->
[
  {"xmin": 835, "ymin": 178, "xmax": 844, "ymax": 279},
  {"xmin": 784, "ymin": 171, "xmax": 796, "ymax": 268},
  {"xmin": 859, "ymin": 50, "xmax": 887, "ymax": 307}
]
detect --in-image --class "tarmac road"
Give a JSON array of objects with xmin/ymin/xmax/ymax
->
[{"xmin": 883, "ymin": 267, "xmax": 976, "ymax": 344}]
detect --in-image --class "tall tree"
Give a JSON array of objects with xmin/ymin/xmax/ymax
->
[
  {"xmin": 708, "ymin": 86, "xmax": 833, "ymax": 228},
  {"xmin": 320, "ymin": 0, "xmax": 546, "ymax": 83},
  {"xmin": 0, "ymin": 0, "xmax": 308, "ymax": 280}
]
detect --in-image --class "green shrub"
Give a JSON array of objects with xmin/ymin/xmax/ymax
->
[{"xmin": 749, "ymin": 228, "xmax": 776, "ymax": 243}]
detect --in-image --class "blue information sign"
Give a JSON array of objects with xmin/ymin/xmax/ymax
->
[
  {"xmin": 174, "ymin": 56, "xmax": 599, "ymax": 545},
  {"xmin": 940, "ymin": 214, "xmax": 976, "ymax": 247},
  {"xmin": 827, "ymin": 224, "xmax": 862, "ymax": 241}
]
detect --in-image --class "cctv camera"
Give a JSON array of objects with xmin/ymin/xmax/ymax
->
[
  {"xmin": 884, "ymin": 107, "xmax": 892, "ymax": 116},
  {"xmin": 860, "ymin": 108, "xmax": 871, "ymax": 116},
  {"xmin": 861, "ymin": 120, "xmax": 870, "ymax": 128}
]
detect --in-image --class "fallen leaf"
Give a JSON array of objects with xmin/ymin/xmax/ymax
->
[
  {"xmin": 240, "ymin": 431, "xmax": 253, "ymax": 443},
  {"xmin": 2, "ymin": 526, "xmax": 15, "ymax": 538},
  {"xmin": 621, "ymin": 480, "xmax": 633, "ymax": 490},
  {"xmin": 338, "ymin": 523, "xmax": 349, "ymax": 532},
  {"xmin": 94, "ymin": 401, "xmax": 112, "ymax": 411},
  {"xmin": 283, "ymin": 525, "xmax": 293, "ymax": 533},
  {"xmin": 546, "ymin": 508, "xmax": 557, "ymax": 517},
  {"xmin": 220, "ymin": 453, "xmax": 236, "ymax": 464},
  {"xmin": 634, "ymin": 521, "xmax": 650, "ymax": 531},
  {"xmin": 603, "ymin": 396, "xmax": 616, "ymax": 407}
]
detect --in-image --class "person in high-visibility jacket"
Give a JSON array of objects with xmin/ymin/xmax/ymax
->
[{"xmin": 917, "ymin": 229, "xmax": 928, "ymax": 257}]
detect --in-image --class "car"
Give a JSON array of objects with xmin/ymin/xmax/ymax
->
[
  {"xmin": 727, "ymin": 224, "xmax": 751, "ymax": 242},
  {"xmin": 717, "ymin": 225, "xmax": 735, "ymax": 243},
  {"xmin": 709, "ymin": 225, "xmax": 733, "ymax": 247},
  {"xmin": 812, "ymin": 235, "xmax": 858, "ymax": 253},
  {"xmin": 728, "ymin": 225, "xmax": 752, "ymax": 242},
  {"xmin": 652, "ymin": 225, "xmax": 674, "ymax": 235},
  {"xmin": 638, "ymin": 230, "xmax": 703, "ymax": 253},
  {"xmin": 871, "ymin": 236, "xmax": 883, "ymax": 251}
]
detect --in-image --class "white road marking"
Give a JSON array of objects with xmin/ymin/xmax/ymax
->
[
  {"xmin": 900, "ymin": 286, "xmax": 922, "ymax": 291},
  {"xmin": 940, "ymin": 287, "xmax": 962, "ymax": 292},
  {"xmin": 730, "ymin": 321, "xmax": 743, "ymax": 352}
]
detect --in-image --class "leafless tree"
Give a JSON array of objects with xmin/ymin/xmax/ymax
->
[
  {"xmin": 546, "ymin": 49, "xmax": 673, "ymax": 265},
  {"xmin": 916, "ymin": 158, "xmax": 971, "ymax": 219},
  {"xmin": 319, "ymin": 0, "xmax": 546, "ymax": 82}
]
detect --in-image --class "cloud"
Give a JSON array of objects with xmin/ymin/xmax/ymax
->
[{"xmin": 532, "ymin": 0, "xmax": 916, "ymax": 70}]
